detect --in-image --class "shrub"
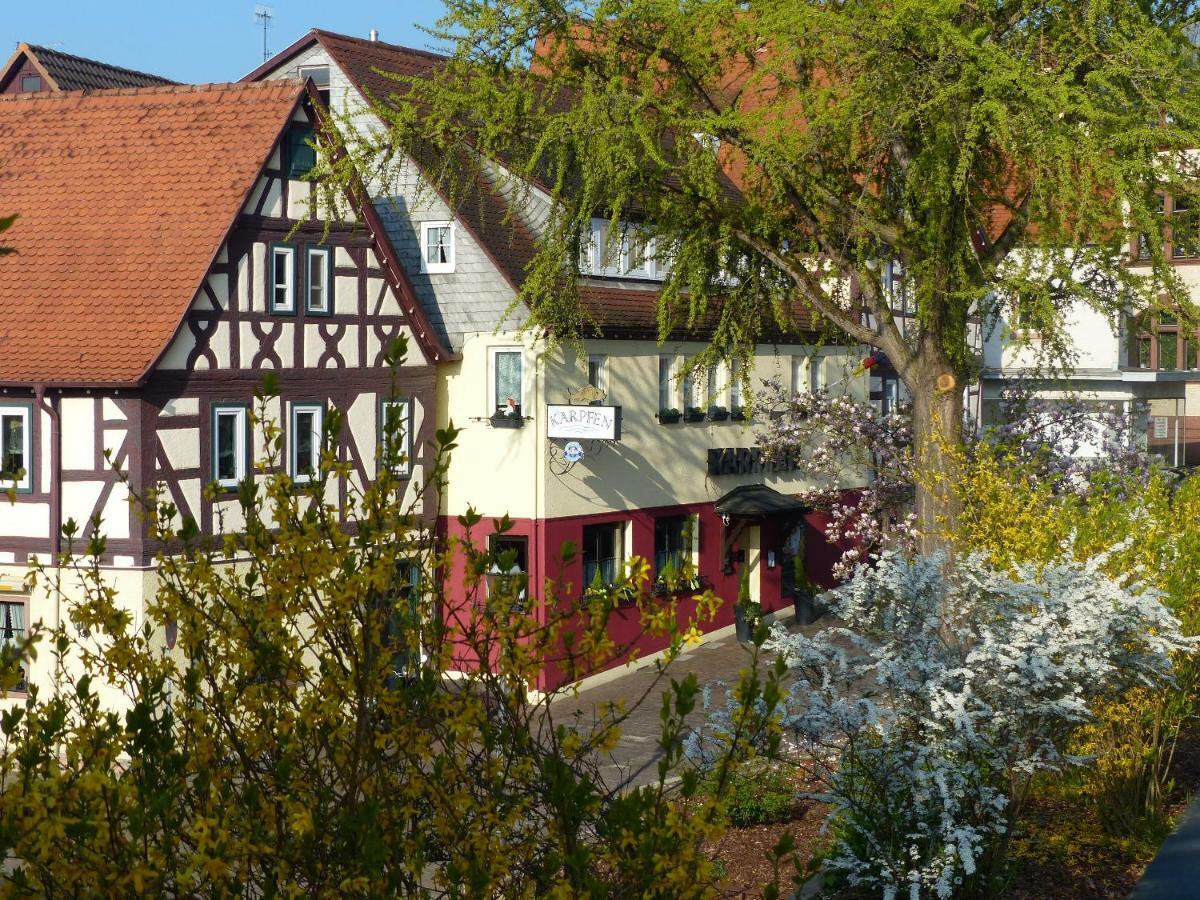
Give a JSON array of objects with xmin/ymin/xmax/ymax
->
[
  {"xmin": 708, "ymin": 760, "xmax": 797, "ymax": 827},
  {"xmin": 762, "ymin": 550, "xmax": 1192, "ymax": 899}
]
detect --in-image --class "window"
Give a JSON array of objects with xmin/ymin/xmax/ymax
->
[
  {"xmin": 582, "ymin": 522, "xmax": 624, "ymax": 588},
  {"xmin": 211, "ymin": 404, "xmax": 249, "ymax": 489},
  {"xmin": 297, "ymin": 64, "xmax": 331, "ymax": 104},
  {"xmin": 492, "ymin": 349, "xmax": 523, "ymax": 417},
  {"xmin": 0, "ymin": 405, "xmax": 32, "ymax": 493},
  {"xmin": 270, "ymin": 244, "xmax": 296, "ymax": 313},
  {"xmin": 380, "ymin": 398, "xmax": 412, "ymax": 477},
  {"xmin": 306, "ymin": 247, "xmax": 332, "ymax": 314},
  {"xmin": 587, "ymin": 354, "xmax": 607, "ymax": 396},
  {"xmin": 0, "ymin": 598, "xmax": 27, "ymax": 693},
  {"xmin": 422, "ymin": 222, "xmax": 454, "ymax": 273},
  {"xmin": 730, "ymin": 358, "xmax": 743, "ymax": 410},
  {"xmin": 809, "ymin": 355, "xmax": 824, "ymax": 392},
  {"xmin": 1138, "ymin": 195, "xmax": 1165, "ymax": 260},
  {"xmin": 289, "ymin": 403, "xmax": 324, "ymax": 483},
  {"xmin": 20, "ymin": 75, "xmax": 41, "ymax": 92},
  {"xmin": 791, "ymin": 356, "xmax": 807, "ymax": 396},
  {"xmin": 654, "ymin": 515, "xmax": 692, "ymax": 579},
  {"xmin": 286, "ymin": 127, "xmax": 317, "ymax": 179},
  {"xmin": 1173, "ymin": 196, "xmax": 1198, "ymax": 259},
  {"xmin": 658, "ymin": 356, "xmax": 674, "ymax": 411},
  {"xmin": 682, "ymin": 359, "xmax": 698, "ymax": 411},
  {"xmin": 623, "ymin": 229, "xmax": 652, "ymax": 278},
  {"xmin": 487, "ymin": 535, "xmax": 528, "ymax": 606}
]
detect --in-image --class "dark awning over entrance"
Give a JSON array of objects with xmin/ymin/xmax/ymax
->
[{"xmin": 713, "ymin": 484, "xmax": 808, "ymax": 518}]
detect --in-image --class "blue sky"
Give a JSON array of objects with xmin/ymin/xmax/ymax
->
[{"xmin": 3, "ymin": 2, "xmax": 449, "ymax": 84}]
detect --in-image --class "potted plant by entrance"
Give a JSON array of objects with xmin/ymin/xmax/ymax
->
[
  {"xmin": 684, "ymin": 406, "xmax": 706, "ymax": 423},
  {"xmin": 707, "ymin": 405, "xmax": 730, "ymax": 422},
  {"xmin": 657, "ymin": 407, "xmax": 682, "ymax": 424},
  {"xmin": 734, "ymin": 564, "xmax": 760, "ymax": 643},
  {"xmin": 791, "ymin": 554, "xmax": 824, "ymax": 626}
]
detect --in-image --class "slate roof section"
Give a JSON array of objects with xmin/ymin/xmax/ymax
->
[
  {"xmin": 0, "ymin": 81, "xmax": 305, "ymax": 386},
  {"xmin": 2, "ymin": 42, "xmax": 176, "ymax": 92}
]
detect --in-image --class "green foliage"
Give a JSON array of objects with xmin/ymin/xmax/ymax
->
[
  {"xmin": 0, "ymin": 214, "xmax": 14, "ymax": 257},
  {"xmin": 0, "ymin": 359, "xmax": 781, "ymax": 896},
  {"xmin": 705, "ymin": 760, "xmax": 797, "ymax": 827}
]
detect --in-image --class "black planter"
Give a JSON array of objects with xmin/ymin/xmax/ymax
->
[
  {"xmin": 730, "ymin": 406, "xmax": 747, "ymax": 421},
  {"xmin": 734, "ymin": 604, "xmax": 754, "ymax": 642},
  {"xmin": 490, "ymin": 413, "xmax": 524, "ymax": 429},
  {"xmin": 684, "ymin": 408, "xmax": 706, "ymax": 423},
  {"xmin": 792, "ymin": 589, "xmax": 824, "ymax": 626},
  {"xmin": 657, "ymin": 410, "xmax": 682, "ymax": 424},
  {"xmin": 707, "ymin": 406, "xmax": 730, "ymax": 422}
]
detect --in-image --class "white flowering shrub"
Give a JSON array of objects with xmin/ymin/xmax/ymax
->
[{"xmin": 761, "ymin": 550, "xmax": 1192, "ymax": 899}]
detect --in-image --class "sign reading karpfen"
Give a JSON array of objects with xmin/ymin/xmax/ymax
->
[{"xmin": 547, "ymin": 405, "xmax": 622, "ymax": 440}]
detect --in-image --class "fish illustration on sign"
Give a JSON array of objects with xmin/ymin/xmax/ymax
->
[{"xmin": 564, "ymin": 384, "xmax": 607, "ymax": 405}]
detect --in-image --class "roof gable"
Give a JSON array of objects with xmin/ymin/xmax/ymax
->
[
  {"xmin": 0, "ymin": 42, "xmax": 175, "ymax": 93},
  {"xmin": 0, "ymin": 81, "xmax": 305, "ymax": 386}
]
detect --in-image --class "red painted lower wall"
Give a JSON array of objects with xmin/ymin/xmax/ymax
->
[{"xmin": 437, "ymin": 499, "xmax": 850, "ymax": 692}]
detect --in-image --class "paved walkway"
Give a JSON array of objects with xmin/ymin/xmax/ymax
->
[
  {"xmin": 1128, "ymin": 795, "xmax": 1200, "ymax": 899},
  {"xmin": 550, "ymin": 617, "xmax": 820, "ymax": 791}
]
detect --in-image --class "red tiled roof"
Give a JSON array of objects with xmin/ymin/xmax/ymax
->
[{"xmin": 0, "ymin": 81, "xmax": 305, "ymax": 386}]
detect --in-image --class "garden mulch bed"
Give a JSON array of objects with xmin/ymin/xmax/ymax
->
[{"xmin": 703, "ymin": 726, "xmax": 1200, "ymax": 898}]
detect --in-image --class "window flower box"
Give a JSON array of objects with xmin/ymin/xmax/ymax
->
[
  {"xmin": 657, "ymin": 408, "xmax": 682, "ymax": 424},
  {"xmin": 707, "ymin": 405, "xmax": 730, "ymax": 422},
  {"xmin": 684, "ymin": 407, "xmax": 706, "ymax": 423},
  {"xmin": 489, "ymin": 411, "xmax": 524, "ymax": 429},
  {"xmin": 731, "ymin": 405, "xmax": 747, "ymax": 421}
]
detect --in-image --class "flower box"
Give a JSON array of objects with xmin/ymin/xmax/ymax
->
[
  {"xmin": 657, "ymin": 408, "xmax": 682, "ymax": 424},
  {"xmin": 708, "ymin": 406, "xmax": 730, "ymax": 422}
]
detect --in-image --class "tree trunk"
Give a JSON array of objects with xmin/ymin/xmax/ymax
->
[{"xmin": 908, "ymin": 367, "xmax": 965, "ymax": 556}]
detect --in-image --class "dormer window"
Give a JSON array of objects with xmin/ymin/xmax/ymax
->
[
  {"xmin": 20, "ymin": 75, "xmax": 42, "ymax": 93},
  {"xmin": 422, "ymin": 222, "xmax": 455, "ymax": 273},
  {"xmin": 297, "ymin": 65, "xmax": 331, "ymax": 105}
]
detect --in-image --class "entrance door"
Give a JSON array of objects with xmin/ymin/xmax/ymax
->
[{"xmin": 744, "ymin": 525, "xmax": 762, "ymax": 608}]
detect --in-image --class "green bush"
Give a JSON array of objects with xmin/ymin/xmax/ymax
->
[{"xmin": 709, "ymin": 761, "xmax": 798, "ymax": 827}]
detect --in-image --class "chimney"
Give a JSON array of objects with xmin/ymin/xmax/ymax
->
[{"xmin": 369, "ymin": 29, "xmax": 379, "ymax": 42}]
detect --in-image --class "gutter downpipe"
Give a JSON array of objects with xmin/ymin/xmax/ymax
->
[{"xmin": 33, "ymin": 385, "xmax": 61, "ymax": 628}]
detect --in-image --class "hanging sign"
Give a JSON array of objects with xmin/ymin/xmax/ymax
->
[
  {"xmin": 546, "ymin": 405, "xmax": 622, "ymax": 440},
  {"xmin": 563, "ymin": 441, "xmax": 586, "ymax": 463}
]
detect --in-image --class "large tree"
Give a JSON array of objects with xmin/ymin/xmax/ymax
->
[{"xmin": 343, "ymin": 0, "xmax": 1200, "ymax": 550}]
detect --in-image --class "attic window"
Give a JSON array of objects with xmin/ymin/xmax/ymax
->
[
  {"xmin": 297, "ymin": 65, "xmax": 331, "ymax": 105},
  {"xmin": 20, "ymin": 75, "xmax": 42, "ymax": 92},
  {"xmin": 286, "ymin": 127, "xmax": 318, "ymax": 179}
]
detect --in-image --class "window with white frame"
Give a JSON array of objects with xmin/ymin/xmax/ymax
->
[
  {"xmin": 212, "ymin": 404, "xmax": 249, "ymax": 489},
  {"xmin": 658, "ymin": 356, "xmax": 674, "ymax": 412},
  {"xmin": 809, "ymin": 354, "xmax": 824, "ymax": 392},
  {"xmin": 791, "ymin": 355, "xmax": 807, "ymax": 396},
  {"xmin": 682, "ymin": 358, "xmax": 698, "ymax": 412},
  {"xmin": 491, "ymin": 349, "xmax": 523, "ymax": 417},
  {"xmin": 587, "ymin": 354, "xmax": 608, "ymax": 396},
  {"xmin": 306, "ymin": 246, "xmax": 332, "ymax": 314},
  {"xmin": 270, "ymin": 244, "xmax": 296, "ymax": 313},
  {"xmin": 290, "ymin": 403, "xmax": 325, "ymax": 483},
  {"xmin": 583, "ymin": 521, "xmax": 625, "ymax": 588},
  {"xmin": 0, "ymin": 597, "xmax": 27, "ymax": 693},
  {"xmin": 422, "ymin": 222, "xmax": 455, "ymax": 273},
  {"xmin": 380, "ymin": 398, "xmax": 412, "ymax": 477},
  {"xmin": 623, "ymin": 228, "xmax": 652, "ymax": 278},
  {"xmin": 730, "ymin": 358, "xmax": 743, "ymax": 411},
  {"xmin": 0, "ymin": 405, "xmax": 31, "ymax": 492}
]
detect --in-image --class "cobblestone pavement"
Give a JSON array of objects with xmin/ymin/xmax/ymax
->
[{"xmin": 549, "ymin": 616, "xmax": 826, "ymax": 791}]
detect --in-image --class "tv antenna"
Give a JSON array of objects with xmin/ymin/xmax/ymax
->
[{"xmin": 253, "ymin": 5, "xmax": 274, "ymax": 63}]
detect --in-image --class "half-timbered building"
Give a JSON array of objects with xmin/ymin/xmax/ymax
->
[
  {"xmin": 0, "ymin": 79, "xmax": 445, "ymax": 698},
  {"xmin": 247, "ymin": 31, "xmax": 874, "ymax": 692}
]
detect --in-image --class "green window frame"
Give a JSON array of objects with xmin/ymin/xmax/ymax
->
[
  {"xmin": 286, "ymin": 127, "xmax": 318, "ymax": 179},
  {"xmin": 269, "ymin": 243, "xmax": 296, "ymax": 315},
  {"xmin": 305, "ymin": 246, "xmax": 333, "ymax": 315},
  {"xmin": 289, "ymin": 402, "xmax": 325, "ymax": 484},
  {"xmin": 379, "ymin": 397, "xmax": 413, "ymax": 478},
  {"xmin": 211, "ymin": 403, "xmax": 250, "ymax": 490}
]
